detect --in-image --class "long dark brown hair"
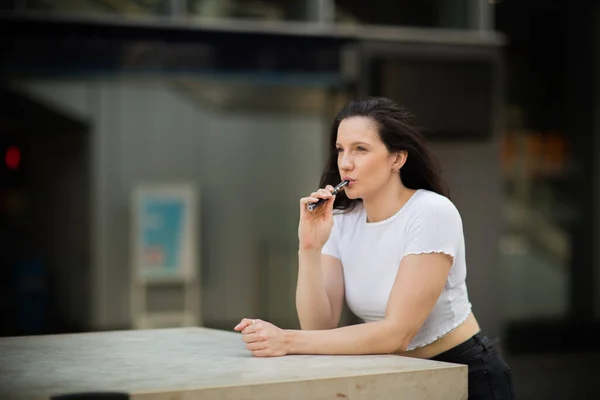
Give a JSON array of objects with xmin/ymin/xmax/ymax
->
[{"xmin": 319, "ymin": 97, "xmax": 450, "ymax": 211}]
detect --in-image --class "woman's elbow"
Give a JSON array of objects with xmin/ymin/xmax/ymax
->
[
  {"xmin": 385, "ymin": 324, "xmax": 416, "ymax": 353},
  {"xmin": 395, "ymin": 337, "xmax": 413, "ymax": 353},
  {"xmin": 387, "ymin": 337, "xmax": 411, "ymax": 353}
]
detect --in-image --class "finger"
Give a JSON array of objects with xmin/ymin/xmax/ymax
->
[
  {"xmin": 233, "ymin": 318, "xmax": 254, "ymax": 331},
  {"xmin": 300, "ymin": 196, "xmax": 321, "ymax": 205},
  {"xmin": 251, "ymin": 349, "xmax": 268, "ymax": 357},
  {"xmin": 241, "ymin": 332, "xmax": 266, "ymax": 343},
  {"xmin": 251, "ymin": 349, "xmax": 280, "ymax": 357},
  {"xmin": 233, "ymin": 319, "xmax": 249, "ymax": 331},
  {"xmin": 325, "ymin": 185, "xmax": 334, "ymax": 192},
  {"xmin": 246, "ymin": 340, "xmax": 269, "ymax": 351},
  {"xmin": 242, "ymin": 320, "xmax": 261, "ymax": 334},
  {"xmin": 310, "ymin": 191, "xmax": 334, "ymax": 199}
]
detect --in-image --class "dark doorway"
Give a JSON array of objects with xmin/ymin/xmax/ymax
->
[{"xmin": 0, "ymin": 87, "xmax": 91, "ymax": 336}]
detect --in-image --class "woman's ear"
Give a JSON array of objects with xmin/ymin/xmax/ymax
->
[{"xmin": 392, "ymin": 151, "xmax": 408, "ymax": 172}]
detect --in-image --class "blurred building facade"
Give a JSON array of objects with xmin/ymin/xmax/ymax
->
[{"xmin": 1, "ymin": 0, "xmax": 599, "ymax": 382}]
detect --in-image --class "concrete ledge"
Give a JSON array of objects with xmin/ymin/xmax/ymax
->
[{"xmin": 0, "ymin": 327, "xmax": 467, "ymax": 400}]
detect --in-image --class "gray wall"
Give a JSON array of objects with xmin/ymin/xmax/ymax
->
[
  {"xmin": 430, "ymin": 140, "xmax": 503, "ymax": 338},
  {"xmin": 21, "ymin": 79, "xmax": 326, "ymax": 330},
  {"xmin": 19, "ymin": 78, "xmax": 502, "ymax": 338}
]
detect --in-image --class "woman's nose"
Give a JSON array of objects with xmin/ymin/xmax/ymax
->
[{"xmin": 339, "ymin": 156, "xmax": 353, "ymax": 171}]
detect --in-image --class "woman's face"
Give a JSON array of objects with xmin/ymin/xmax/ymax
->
[{"xmin": 336, "ymin": 116, "xmax": 403, "ymax": 200}]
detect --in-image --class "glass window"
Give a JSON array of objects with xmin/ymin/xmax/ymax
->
[
  {"xmin": 186, "ymin": 0, "xmax": 319, "ymax": 22},
  {"xmin": 335, "ymin": 0, "xmax": 472, "ymax": 29},
  {"xmin": 20, "ymin": 0, "xmax": 485, "ymax": 28},
  {"xmin": 500, "ymin": 124, "xmax": 572, "ymax": 321},
  {"xmin": 24, "ymin": 0, "xmax": 174, "ymax": 17}
]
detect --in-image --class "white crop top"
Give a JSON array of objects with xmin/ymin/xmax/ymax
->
[{"xmin": 321, "ymin": 189, "xmax": 472, "ymax": 350}]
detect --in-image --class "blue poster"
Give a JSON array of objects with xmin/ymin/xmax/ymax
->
[{"xmin": 140, "ymin": 197, "xmax": 184, "ymax": 274}]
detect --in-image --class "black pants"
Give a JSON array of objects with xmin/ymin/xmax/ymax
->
[{"xmin": 431, "ymin": 332, "xmax": 517, "ymax": 399}]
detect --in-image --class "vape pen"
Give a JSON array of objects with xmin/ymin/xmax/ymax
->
[{"xmin": 307, "ymin": 180, "xmax": 349, "ymax": 212}]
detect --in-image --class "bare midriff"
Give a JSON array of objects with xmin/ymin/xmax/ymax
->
[{"xmin": 396, "ymin": 312, "xmax": 481, "ymax": 360}]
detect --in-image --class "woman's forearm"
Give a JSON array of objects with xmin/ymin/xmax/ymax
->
[
  {"xmin": 284, "ymin": 320, "xmax": 410, "ymax": 355},
  {"xmin": 295, "ymin": 249, "xmax": 336, "ymax": 330}
]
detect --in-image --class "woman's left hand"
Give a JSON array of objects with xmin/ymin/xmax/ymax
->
[{"xmin": 233, "ymin": 318, "xmax": 289, "ymax": 357}]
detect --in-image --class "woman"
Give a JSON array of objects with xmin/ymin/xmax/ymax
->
[{"xmin": 234, "ymin": 97, "xmax": 516, "ymax": 399}]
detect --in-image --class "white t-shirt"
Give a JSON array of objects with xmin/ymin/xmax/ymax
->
[{"xmin": 321, "ymin": 188, "xmax": 472, "ymax": 350}]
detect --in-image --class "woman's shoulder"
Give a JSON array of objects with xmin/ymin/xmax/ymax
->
[
  {"xmin": 413, "ymin": 189, "xmax": 455, "ymax": 206},
  {"xmin": 409, "ymin": 189, "xmax": 462, "ymax": 221}
]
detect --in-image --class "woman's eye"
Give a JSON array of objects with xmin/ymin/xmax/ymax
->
[
  {"xmin": 357, "ymin": 146, "xmax": 367, "ymax": 151},
  {"xmin": 336, "ymin": 148, "xmax": 343, "ymax": 153}
]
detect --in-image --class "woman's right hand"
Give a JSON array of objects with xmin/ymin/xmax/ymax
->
[{"xmin": 298, "ymin": 185, "xmax": 336, "ymax": 250}]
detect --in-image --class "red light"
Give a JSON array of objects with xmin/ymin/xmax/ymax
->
[{"xmin": 5, "ymin": 146, "xmax": 21, "ymax": 170}]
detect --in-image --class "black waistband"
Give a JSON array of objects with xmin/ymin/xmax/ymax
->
[{"xmin": 431, "ymin": 332, "xmax": 499, "ymax": 363}]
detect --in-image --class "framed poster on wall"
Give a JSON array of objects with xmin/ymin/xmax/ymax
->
[{"xmin": 131, "ymin": 183, "xmax": 198, "ymax": 283}]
